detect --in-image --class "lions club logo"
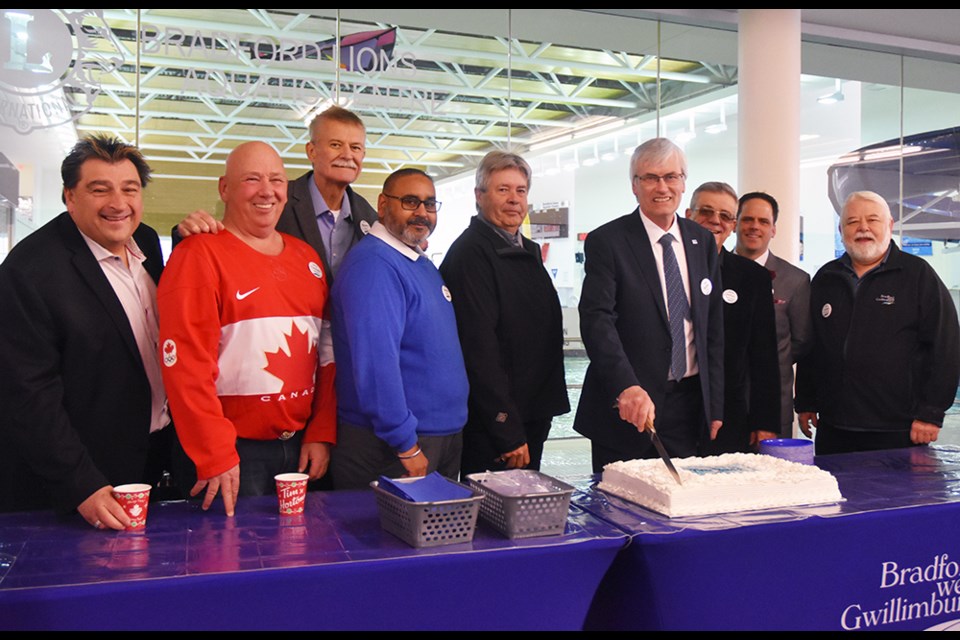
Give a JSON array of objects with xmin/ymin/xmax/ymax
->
[{"xmin": 0, "ymin": 10, "xmax": 123, "ymax": 133}]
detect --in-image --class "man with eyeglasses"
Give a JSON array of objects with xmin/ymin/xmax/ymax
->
[
  {"xmin": 686, "ymin": 182, "xmax": 780, "ymax": 454},
  {"xmin": 734, "ymin": 192, "xmax": 812, "ymax": 438},
  {"xmin": 440, "ymin": 151, "xmax": 569, "ymax": 476},
  {"xmin": 329, "ymin": 168, "xmax": 469, "ymax": 489},
  {"xmin": 575, "ymin": 138, "xmax": 724, "ymax": 470}
]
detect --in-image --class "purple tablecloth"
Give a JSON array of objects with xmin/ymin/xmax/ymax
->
[
  {"xmin": 0, "ymin": 488, "xmax": 626, "ymax": 630},
  {"xmin": 572, "ymin": 444, "xmax": 960, "ymax": 631}
]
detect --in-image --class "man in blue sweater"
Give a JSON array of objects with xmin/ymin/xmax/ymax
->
[{"xmin": 330, "ymin": 168, "xmax": 469, "ymax": 489}]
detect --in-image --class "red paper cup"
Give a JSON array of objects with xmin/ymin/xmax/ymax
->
[
  {"xmin": 275, "ymin": 473, "xmax": 309, "ymax": 515},
  {"xmin": 112, "ymin": 483, "xmax": 152, "ymax": 529}
]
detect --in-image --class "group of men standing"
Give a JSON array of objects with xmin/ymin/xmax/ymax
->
[
  {"xmin": 0, "ymin": 107, "xmax": 569, "ymax": 523},
  {"xmin": 1, "ymin": 108, "xmax": 957, "ymax": 526},
  {"xmin": 574, "ymin": 137, "xmax": 959, "ymax": 470}
]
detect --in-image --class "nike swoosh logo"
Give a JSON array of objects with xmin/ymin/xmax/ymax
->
[{"xmin": 236, "ymin": 288, "xmax": 260, "ymax": 301}]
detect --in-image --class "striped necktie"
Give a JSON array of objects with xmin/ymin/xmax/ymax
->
[{"xmin": 659, "ymin": 234, "xmax": 689, "ymax": 382}]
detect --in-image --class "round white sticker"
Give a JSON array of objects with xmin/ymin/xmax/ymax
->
[
  {"xmin": 359, "ymin": 220, "xmax": 371, "ymax": 235},
  {"xmin": 441, "ymin": 285, "xmax": 452, "ymax": 302},
  {"xmin": 722, "ymin": 289, "xmax": 738, "ymax": 304},
  {"xmin": 309, "ymin": 262, "xmax": 323, "ymax": 280},
  {"xmin": 700, "ymin": 278, "xmax": 713, "ymax": 296},
  {"xmin": 822, "ymin": 303, "xmax": 832, "ymax": 318},
  {"xmin": 162, "ymin": 339, "xmax": 177, "ymax": 367}
]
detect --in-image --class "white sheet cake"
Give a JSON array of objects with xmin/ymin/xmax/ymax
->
[{"xmin": 598, "ymin": 452, "xmax": 843, "ymax": 518}]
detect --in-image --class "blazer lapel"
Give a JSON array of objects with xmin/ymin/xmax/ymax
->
[
  {"xmin": 59, "ymin": 214, "xmax": 142, "ymax": 365},
  {"xmin": 623, "ymin": 210, "xmax": 669, "ymax": 330},
  {"xmin": 346, "ymin": 187, "xmax": 374, "ymax": 243},
  {"xmin": 678, "ymin": 217, "xmax": 708, "ymax": 321},
  {"xmin": 288, "ymin": 172, "xmax": 334, "ymax": 276}
]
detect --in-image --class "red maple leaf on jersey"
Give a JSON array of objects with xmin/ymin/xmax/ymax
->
[{"xmin": 263, "ymin": 322, "xmax": 315, "ymax": 393}]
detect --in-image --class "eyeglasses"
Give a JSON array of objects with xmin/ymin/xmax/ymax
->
[
  {"xmin": 634, "ymin": 173, "xmax": 686, "ymax": 186},
  {"xmin": 694, "ymin": 206, "xmax": 736, "ymax": 224},
  {"xmin": 383, "ymin": 193, "xmax": 442, "ymax": 213}
]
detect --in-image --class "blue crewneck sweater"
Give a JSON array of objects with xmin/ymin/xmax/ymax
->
[{"xmin": 331, "ymin": 229, "xmax": 469, "ymax": 452}]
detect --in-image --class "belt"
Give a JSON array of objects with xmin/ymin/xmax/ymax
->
[{"xmin": 665, "ymin": 373, "xmax": 700, "ymax": 394}]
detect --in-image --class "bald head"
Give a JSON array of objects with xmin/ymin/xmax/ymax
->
[{"xmin": 219, "ymin": 141, "xmax": 289, "ymax": 238}]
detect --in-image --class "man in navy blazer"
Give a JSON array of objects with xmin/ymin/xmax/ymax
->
[
  {"xmin": 686, "ymin": 182, "xmax": 780, "ymax": 454},
  {"xmin": 574, "ymin": 138, "xmax": 724, "ymax": 471},
  {"xmin": 0, "ymin": 136, "xmax": 174, "ymax": 528}
]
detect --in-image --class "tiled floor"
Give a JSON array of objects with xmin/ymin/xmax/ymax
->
[{"xmin": 539, "ymin": 356, "xmax": 960, "ymax": 479}]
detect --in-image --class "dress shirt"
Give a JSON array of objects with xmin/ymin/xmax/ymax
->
[
  {"xmin": 80, "ymin": 232, "xmax": 170, "ymax": 433},
  {"xmin": 639, "ymin": 211, "xmax": 698, "ymax": 378},
  {"xmin": 308, "ymin": 177, "xmax": 356, "ymax": 274}
]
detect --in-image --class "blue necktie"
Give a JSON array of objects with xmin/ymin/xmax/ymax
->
[{"xmin": 659, "ymin": 234, "xmax": 689, "ymax": 382}]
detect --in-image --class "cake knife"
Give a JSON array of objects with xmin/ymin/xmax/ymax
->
[
  {"xmin": 646, "ymin": 418, "xmax": 683, "ymax": 485},
  {"xmin": 612, "ymin": 399, "xmax": 683, "ymax": 485}
]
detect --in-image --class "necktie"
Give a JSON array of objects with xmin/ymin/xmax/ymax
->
[
  {"xmin": 659, "ymin": 234, "xmax": 689, "ymax": 382},
  {"xmin": 318, "ymin": 211, "xmax": 335, "ymax": 261}
]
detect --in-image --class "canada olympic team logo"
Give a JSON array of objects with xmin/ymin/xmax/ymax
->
[{"xmin": 0, "ymin": 9, "xmax": 123, "ymax": 133}]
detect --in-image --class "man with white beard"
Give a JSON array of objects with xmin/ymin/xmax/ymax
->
[{"xmin": 795, "ymin": 191, "xmax": 960, "ymax": 454}]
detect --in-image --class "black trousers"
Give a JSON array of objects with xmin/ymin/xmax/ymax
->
[
  {"xmin": 591, "ymin": 375, "xmax": 704, "ymax": 473},
  {"xmin": 814, "ymin": 421, "xmax": 915, "ymax": 455},
  {"xmin": 460, "ymin": 417, "xmax": 553, "ymax": 477}
]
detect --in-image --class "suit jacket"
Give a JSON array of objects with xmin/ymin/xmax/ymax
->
[
  {"xmin": 0, "ymin": 213, "xmax": 163, "ymax": 513},
  {"xmin": 276, "ymin": 172, "xmax": 378, "ymax": 279},
  {"xmin": 764, "ymin": 252, "xmax": 812, "ymax": 436},
  {"xmin": 574, "ymin": 209, "xmax": 724, "ymax": 456},
  {"xmin": 703, "ymin": 250, "xmax": 780, "ymax": 454}
]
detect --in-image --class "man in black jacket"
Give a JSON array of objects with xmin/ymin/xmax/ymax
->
[
  {"xmin": 686, "ymin": 182, "xmax": 780, "ymax": 454},
  {"xmin": 796, "ymin": 191, "xmax": 960, "ymax": 454},
  {"xmin": 440, "ymin": 151, "xmax": 569, "ymax": 476},
  {"xmin": 0, "ymin": 135, "xmax": 175, "ymax": 528}
]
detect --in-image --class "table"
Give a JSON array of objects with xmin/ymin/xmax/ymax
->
[
  {"xmin": 573, "ymin": 445, "xmax": 960, "ymax": 631},
  {"xmin": 0, "ymin": 488, "xmax": 627, "ymax": 630}
]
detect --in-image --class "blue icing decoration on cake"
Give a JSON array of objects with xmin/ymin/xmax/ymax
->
[{"xmin": 684, "ymin": 465, "xmax": 749, "ymax": 475}]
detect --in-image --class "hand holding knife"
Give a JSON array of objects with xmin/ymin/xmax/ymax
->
[{"xmin": 612, "ymin": 391, "xmax": 683, "ymax": 485}]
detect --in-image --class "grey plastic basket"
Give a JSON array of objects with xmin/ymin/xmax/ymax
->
[
  {"xmin": 371, "ymin": 479, "xmax": 484, "ymax": 548},
  {"xmin": 465, "ymin": 470, "xmax": 574, "ymax": 539}
]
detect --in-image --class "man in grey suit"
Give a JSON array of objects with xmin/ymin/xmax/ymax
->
[
  {"xmin": 734, "ymin": 192, "xmax": 812, "ymax": 438},
  {"xmin": 176, "ymin": 106, "xmax": 377, "ymax": 278}
]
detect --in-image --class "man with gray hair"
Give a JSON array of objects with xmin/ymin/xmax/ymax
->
[
  {"xmin": 686, "ymin": 181, "xmax": 780, "ymax": 454},
  {"xmin": 575, "ymin": 138, "xmax": 724, "ymax": 470},
  {"xmin": 796, "ymin": 190, "xmax": 960, "ymax": 454},
  {"xmin": 440, "ymin": 151, "xmax": 569, "ymax": 476}
]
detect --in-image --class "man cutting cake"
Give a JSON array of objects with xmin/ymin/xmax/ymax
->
[{"xmin": 574, "ymin": 138, "xmax": 724, "ymax": 471}]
